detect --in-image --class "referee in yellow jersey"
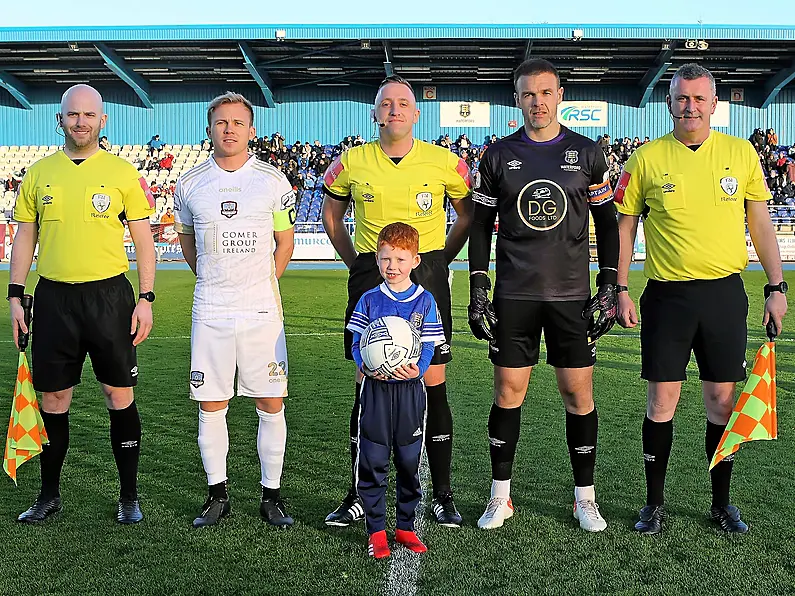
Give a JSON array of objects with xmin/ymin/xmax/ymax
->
[
  {"xmin": 322, "ymin": 75, "xmax": 473, "ymax": 527},
  {"xmin": 9, "ymin": 84, "xmax": 156, "ymax": 524},
  {"xmin": 615, "ymin": 64, "xmax": 788, "ymax": 535}
]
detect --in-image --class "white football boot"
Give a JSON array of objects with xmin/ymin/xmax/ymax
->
[
  {"xmin": 477, "ymin": 497, "xmax": 514, "ymax": 530},
  {"xmin": 573, "ymin": 498, "xmax": 607, "ymax": 532}
]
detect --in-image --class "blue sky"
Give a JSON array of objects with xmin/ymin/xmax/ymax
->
[{"xmin": 5, "ymin": 0, "xmax": 794, "ymax": 27}]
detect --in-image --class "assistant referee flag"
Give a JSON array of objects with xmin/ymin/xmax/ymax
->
[
  {"xmin": 709, "ymin": 340, "xmax": 777, "ymax": 470},
  {"xmin": 3, "ymin": 352, "xmax": 48, "ymax": 484}
]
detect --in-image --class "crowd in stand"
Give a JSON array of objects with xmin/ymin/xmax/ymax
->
[{"xmin": 4, "ymin": 127, "xmax": 795, "ymax": 226}]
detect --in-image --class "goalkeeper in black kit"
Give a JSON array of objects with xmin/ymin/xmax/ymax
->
[{"xmin": 467, "ymin": 59, "xmax": 619, "ymax": 532}]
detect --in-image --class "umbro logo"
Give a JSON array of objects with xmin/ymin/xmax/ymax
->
[
  {"xmin": 413, "ymin": 427, "xmax": 423, "ymax": 437},
  {"xmin": 507, "ymin": 160, "xmax": 522, "ymax": 170},
  {"xmin": 575, "ymin": 445, "xmax": 594, "ymax": 454},
  {"xmin": 489, "ymin": 437, "xmax": 506, "ymax": 447},
  {"xmin": 662, "ymin": 183, "xmax": 676, "ymax": 193},
  {"xmin": 431, "ymin": 434, "xmax": 451, "ymax": 442},
  {"xmin": 42, "ymin": 195, "xmax": 54, "ymax": 205},
  {"xmin": 120, "ymin": 440, "xmax": 139, "ymax": 448},
  {"xmin": 643, "ymin": 453, "xmax": 656, "ymax": 462}
]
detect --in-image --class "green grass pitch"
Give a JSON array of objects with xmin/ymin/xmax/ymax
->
[{"xmin": 0, "ymin": 268, "xmax": 794, "ymax": 595}]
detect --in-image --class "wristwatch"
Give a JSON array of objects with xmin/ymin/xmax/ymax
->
[
  {"xmin": 764, "ymin": 281, "xmax": 788, "ymax": 299},
  {"xmin": 616, "ymin": 285, "xmax": 629, "ymax": 294},
  {"xmin": 138, "ymin": 291, "xmax": 156, "ymax": 303}
]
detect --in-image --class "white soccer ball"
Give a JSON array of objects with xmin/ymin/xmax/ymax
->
[{"xmin": 360, "ymin": 316, "xmax": 422, "ymax": 376}]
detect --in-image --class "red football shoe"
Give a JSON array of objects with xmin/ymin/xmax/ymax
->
[
  {"xmin": 395, "ymin": 529, "xmax": 427, "ymax": 553},
  {"xmin": 368, "ymin": 530, "xmax": 391, "ymax": 559}
]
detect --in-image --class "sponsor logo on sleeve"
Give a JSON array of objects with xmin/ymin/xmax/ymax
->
[
  {"xmin": 613, "ymin": 170, "xmax": 631, "ymax": 205},
  {"xmin": 324, "ymin": 157, "xmax": 344, "ymax": 187},
  {"xmin": 455, "ymin": 158, "xmax": 472, "ymax": 189},
  {"xmin": 281, "ymin": 191, "xmax": 296, "ymax": 209},
  {"xmin": 138, "ymin": 176, "xmax": 155, "ymax": 208}
]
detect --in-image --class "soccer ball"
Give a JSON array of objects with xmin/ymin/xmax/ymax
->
[{"xmin": 360, "ymin": 316, "xmax": 422, "ymax": 376}]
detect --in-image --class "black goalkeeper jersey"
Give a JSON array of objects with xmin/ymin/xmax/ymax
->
[{"xmin": 474, "ymin": 126, "xmax": 612, "ymax": 301}]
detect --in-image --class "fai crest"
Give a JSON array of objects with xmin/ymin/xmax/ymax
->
[
  {"xmin": 91, "ymin": 193, "xmax": 111, "ymax": 213},
  {"xmin": 220, "ymin": 201, "xmax": 238, "ymax": 218},
  {"xmin": 459, "ymin": 103, "xmax": 471, "ymax": 118},
  {"xmin": 416, "ymin": 192, "xmax": 432, "ymax": 212},
  {"xmin": 720, "ymin": 176, "xmax": 738, "ymax": 196},
  {"xmin": 564, "ymin": 150, "xmax": 579, "ymax": 165}
]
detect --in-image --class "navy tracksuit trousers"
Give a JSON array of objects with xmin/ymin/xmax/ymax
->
[{"xmin": 356, "ymin": 377, "xmax": 426, "ymax": 534}]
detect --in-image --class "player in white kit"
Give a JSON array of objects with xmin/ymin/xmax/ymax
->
[{"xmin": 175, "ymin": 92, "xmax": 296, "ymax": 528}]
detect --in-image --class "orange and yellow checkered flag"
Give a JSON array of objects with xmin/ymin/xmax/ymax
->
[
  {"xmin": 3, "ymin": 352, "xmax": 48, "ymax": 484},
  {"xmin": 709, "ymin": 341, "xmax": 777, "ymax": 470}
]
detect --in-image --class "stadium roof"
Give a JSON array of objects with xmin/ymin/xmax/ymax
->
[{"xmin": 1, "ymin": 24, "xmax": 794, "ymax": 110}]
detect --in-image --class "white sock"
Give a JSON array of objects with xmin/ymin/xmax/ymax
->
[
  {"xmin": 491, "ymin": 479, "xmax": 511, "ymax": 500},
  {"xmin": 257, "ymin": 405, "xmax": 287, "ymax": 490},
  {"xmin": 575, "ymin": 485, "xmax": 596, "ymax": 502},
  {"xmin": 198, "ymin": 407, "xmax": 229, "ymax": 486}
]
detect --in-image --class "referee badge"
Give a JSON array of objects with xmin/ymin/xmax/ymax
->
[
  {"xmin": 720, "ymin": 176, "xmax": 738, "ymax": 196},
  {"xmin": 91, "ymin": 193, "xmax": 111, "ymax": 213},
  {"xmin": 416, "ymin": 192, "xmax": 432, "ymax": 212}
]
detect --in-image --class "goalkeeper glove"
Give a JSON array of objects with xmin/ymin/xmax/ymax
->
[
  {"xmin": 468, "ymin": 273, "xmax": 498, "ymax": 342},
  {"xmin": 582, "ymin": 275, "xmax": 617, "ymax": 342}
]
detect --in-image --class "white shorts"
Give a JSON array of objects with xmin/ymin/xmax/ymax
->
[{"xmin": 189, "ymin": 318, "xmax": 288, "ymax": 401}]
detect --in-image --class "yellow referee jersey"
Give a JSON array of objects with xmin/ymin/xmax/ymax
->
[
  {"xmin": 15, "ymin": 150, "xmax": 155, "ymax": 283},
  {"xmin": 323, "ymin": 140, "xmax": 472, "ymax": 253},
  {"xmin": 614, "ymin": 131, "xmax": 770, "ymax": 281}
]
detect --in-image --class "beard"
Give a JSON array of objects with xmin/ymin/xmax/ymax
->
[{"xmin": 65, "ymin": 127, "xmax": 100, "ymax": 151}]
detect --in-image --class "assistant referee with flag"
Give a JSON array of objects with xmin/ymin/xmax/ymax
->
[
  {"xmin": 8, "ymin": 84, "xmax": 156, "ymax": 524},
  {"xmin": 615, "ymin": 64, "xmax": 787, "ymax": 534}
]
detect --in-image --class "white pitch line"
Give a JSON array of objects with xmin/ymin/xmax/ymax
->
[{"xmin": 384, "ymin": 451, "xmax": 430, "ymax": 596}]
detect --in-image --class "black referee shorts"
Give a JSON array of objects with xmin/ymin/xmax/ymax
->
[
  {"xmin": 489, "ymin": 298, "xmax": 596, "ymax": 369},
  {"xmin": 639, "ymin": 273, "xmax": 748, "ymax": 383},
  {"xmin": 344, "ymin": 250, "xmax": 452, "ymax": 364},
  {"xmin": 32, "ymin": 274, "xmax": 139, "ymax": 393}
]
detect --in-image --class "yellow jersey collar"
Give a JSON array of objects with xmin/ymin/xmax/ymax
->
[
  {"xmin": 375, "ymin": 138, "xmax": 417, "ymax": 167},
  {"xmin": 670, "ymin": 129, "xmax": 714, "ymax": 152}
]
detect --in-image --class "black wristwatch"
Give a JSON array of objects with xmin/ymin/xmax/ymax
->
[
  {"xmin": 616, "ymin": 285, "xmax": 629, "ymax": 294},
  {"xmin": 764, "ymin": 281, "xmax": 788, "ymax": 299},
  {"xmin": 138, "ymin": 291, "xmax": 156, "ymax": 303}
]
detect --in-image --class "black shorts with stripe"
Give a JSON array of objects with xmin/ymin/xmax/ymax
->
[
  {"xmin": 32, "ymin": 274, "xmax": 139, "ymax": 392},
  {"xmin": 344, "ymin": 250, "xmax": 452, "ymax": 364}
]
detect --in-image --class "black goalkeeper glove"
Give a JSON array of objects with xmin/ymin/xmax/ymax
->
[
  {"xmin": 468, "ymin": 273, "xmax": 498, "ymax": 341},
  {"xmin": 582, "ymin": 283, "xmax": 617, "ymax": 342}
]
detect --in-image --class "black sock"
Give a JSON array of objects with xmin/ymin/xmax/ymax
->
[
  {"xmin": 39, "ymin": 410, "xmax": 69, "ymax": 498},
  {"xmin": 488, "ymin": 404, "xmax": 521, "ymax": 481},
  {"xmin": 566, "ymin": 408, "xmax": 598, "ymax": 487},
  {"xmin": 209, "ymin": 481, "xmax": 228, "ymax": 500},
  {"xmin": 109, "ymin": 401, "xmax": 141, "ymax": 501},
  {"xmin": 425, "ymin": 382, "xmax": 453, "ymax": 495},
  {"xmin": 642, "ymin": 416, "xmax": 673, "ymax": 507},
  {"xmin": 262, "ymin": 485, "xmax": 280, "ymax": 500},
  {"xmin": 349, "ymin": 382, "xmax": 361, "ymax": 492},
  {"xmin": 706, "ymin": 420, "xmax": 733, "ymax": 508}
]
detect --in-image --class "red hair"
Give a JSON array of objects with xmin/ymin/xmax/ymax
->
[{"xmin": 377, "ymin": 222, "xmax": 419, "ymax": 255}]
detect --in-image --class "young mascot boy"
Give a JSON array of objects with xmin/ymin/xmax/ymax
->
[{"xmin": 347, "ymin": 222, "xmax": 445, "ymax": 558}]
